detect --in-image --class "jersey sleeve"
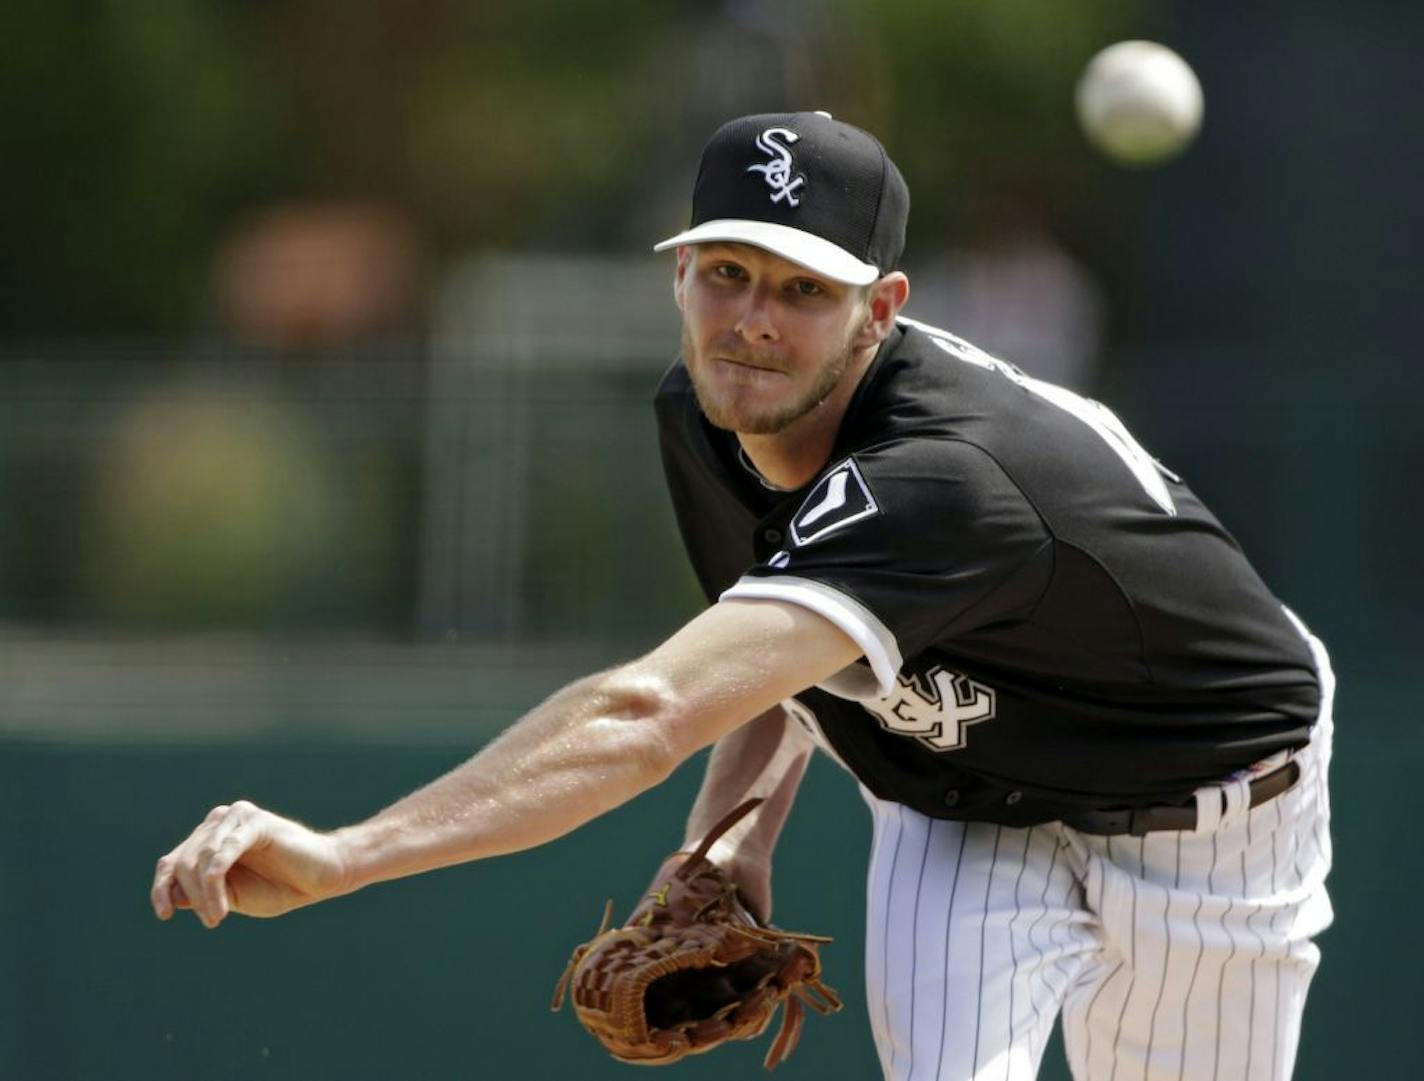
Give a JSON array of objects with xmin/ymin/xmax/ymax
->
[{"xmin": 720, "ymin": 439, "xmax": 1052, "ymax": 697}]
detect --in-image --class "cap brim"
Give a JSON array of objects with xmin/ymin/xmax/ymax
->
[{"xmin": 652, "ymin": 219, "xmax": 880, "ymax": 286}]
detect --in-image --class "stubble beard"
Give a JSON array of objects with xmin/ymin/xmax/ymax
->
[{"xmin": 682, "ymin": 324, "xmax": 859, "ymax": 436}]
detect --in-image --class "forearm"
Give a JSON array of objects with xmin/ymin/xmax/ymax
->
[
  {"xmin": 682, "ymin": 703, "xmax": 814, "ymax": 869},
  {"xmin": 335, "ymin": 669, "xmax": 681, "ymax": 891}
]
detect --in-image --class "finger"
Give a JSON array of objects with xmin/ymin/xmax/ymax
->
[
  {"xmin": 195, "ymin": 802, "xmax": 262, "ymax": 927},
  {"xmin": 172, "ymin": 854, "xmax": 210, "ymax": 927},
  {"xmin": 173, "ymin": 816, "xmax": 232, "ymax": 927},
  {"xmin": 153, "ymin": 805, "xmax": 230, "ymax": 923},
  {"xmin": 151, "ymin": 854, "xmax": 178, "ymax": 920}
]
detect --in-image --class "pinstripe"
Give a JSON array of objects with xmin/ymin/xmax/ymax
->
[
  {"xmin": 1313, "ymin": 797, "xmax": 1327, "ymax": 867},
  {"xmin": 1268, "ymin": 798, "xmax": 1284, "ymax": 1081},
  {"xmin": 1048, "ymin": 837, "xmax": 1087, "ymax": 1008},
  {"xmin": 1023, "ymin": 834, "xmax": 1065, "ymax": 1032},
  {"xmin": 933, "ymin": 826, "xmax": 971, "ymax": 1081},
  {"xmin": 905, "ymin": 816, "xmax": 934, "ymax": 1081},
  {"xmin": 1275, "ymin": 789, "xmax": 1306, "ymax": 1081},
  {"xmin": 1176, "ymin": 891, "xmax": 1206, "ymax": 1081},
  {"xmin": 1143, "ymin": 833, "xmax": 1182, "ymax": 1076},
  {"xmin": 1242, "ymin": 816, "xmax": 1266, "ymax": 1080},
  {"xmin": 1107, "ymin": 879, "xmax": 1139, "ymax": 1081},
  {"xmin": 1290, "ymin": 786, "xmax": 1308, "ymax": 889},
  {"xmin": 865, "ymin": 802, "xmax": 882, "ymax": 1072},
  {"xmin": 1003, "ymin": 828, "xmax": 1033, "ymax": 1080},
  {"xmin": 1210, "ymin": 834, "xmax": 1239, "ymax": 1081},
  {"xmin": 970, "ymin": 826, "xmax": 1005, "ymax": 1077},
  {"xmin": 1045, "ymin": 842, "xmax": 1082, "ymax": 1004},
  {"xmin": 1107, "ymin": 840, "xmax": 1145, "ymax": 1081},
  {"xmin": 879, "ymin": 803, "xmax": 907, "ymax": 1074},
  {"xmin": 1082, "ymin": 959, "xmax": 1126, "ymax": 1075},
  {"xmin": 1298, "ymin": 760, "xmax": 1322, "ymax": 885},
  {"xmin": 1309, "ymin": 777, "xmax": 1328, "ymax": 886}
]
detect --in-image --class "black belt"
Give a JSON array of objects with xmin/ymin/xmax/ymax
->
[{"xmin": 1060, "ymin": 760, "xmax": 1300, "ymax": 837}]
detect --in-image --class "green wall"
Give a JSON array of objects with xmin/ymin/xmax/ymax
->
[{"xmin": 2, "ymin": 675, "xmax": 1413, "ymax": 1078}]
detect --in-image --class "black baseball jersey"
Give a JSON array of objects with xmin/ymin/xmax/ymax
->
[{"xmin": 656, "ymin": 319, "xmax": 1320, "ymax": 826}]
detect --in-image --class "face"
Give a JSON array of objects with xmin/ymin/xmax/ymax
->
[{"xmin": 674, "ymin": 243, "xmax": 874, "ymax": 436}]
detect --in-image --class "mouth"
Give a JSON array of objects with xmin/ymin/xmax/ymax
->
[
  {"xmin": 713, "ymin": 356, "xmax": 785, "ymax": 376},
  {"xmin": 709, "ymin": 358, "xmax": 791, "ymax": 391}
]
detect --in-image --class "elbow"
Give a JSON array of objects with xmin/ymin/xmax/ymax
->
[{"xmin": 588, "ymin": 668, "xmax": 701, "ymax": 784}]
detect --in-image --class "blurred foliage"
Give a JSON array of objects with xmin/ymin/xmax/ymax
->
[
  {"xmin": 87, "ymin": 389, "xmax": 348, "ymax": 627},
  {"xmin": 0, "ymin": 356, "xmax": 421, "ymax": 631},
  {"xmin": 0, "ymin": 0, "xmax": 1152, "ymax": 337},
  {"xmin": 0, "ymin": 3, "xmax": 257, "ymax": 333}
]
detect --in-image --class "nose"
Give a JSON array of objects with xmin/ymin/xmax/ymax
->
[{"xmin": 734, "ymin": 286, "xmax": 779, "ymax": 343}]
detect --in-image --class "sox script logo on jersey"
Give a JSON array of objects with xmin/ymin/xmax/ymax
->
[{"xmin": 860, "ymin": 665, "xmax": 996, "ymax": 751}]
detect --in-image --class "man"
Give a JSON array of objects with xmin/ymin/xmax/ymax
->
[{"xmin": 152, "ymin": 113, "xmax": 1333, "ymax": 1080}]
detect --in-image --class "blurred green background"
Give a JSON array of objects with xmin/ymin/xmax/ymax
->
[{"xmin": 1, "ymin": 1, "xmax": 1417, "ymax": 1078}]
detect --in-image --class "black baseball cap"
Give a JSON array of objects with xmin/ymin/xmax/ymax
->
[{"xmin": 654, "ymin": 111, "xmax": 909, "ymax": 286}]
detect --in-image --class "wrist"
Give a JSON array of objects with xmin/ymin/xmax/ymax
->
[
  {"xmin": 327, "ymin": 820, "xmax": 390, "ymax": 894},
  {"xmin": 703, "ymin": 837, "xmax": 747, "ymax": 869}
]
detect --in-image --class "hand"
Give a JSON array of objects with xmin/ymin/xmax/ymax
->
[
  {"xmin": 653, "ymin": 852, "xmax": 774, "ymax": 924},
  {"xmin": 151, "ymin": 800, "xmax": 350, "ymax": 928},
  {"xmin": 727, "ymin": 858, "xmax": 773, "ymax": 924}
]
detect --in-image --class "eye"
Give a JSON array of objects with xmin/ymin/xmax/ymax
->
[
  {"xmin": 790, "ymin": 278, "xmax": 825, "ymax": 297},
  {"xmin": 712, "ymin": 263, "xmax": 747, "ymax": 281}
]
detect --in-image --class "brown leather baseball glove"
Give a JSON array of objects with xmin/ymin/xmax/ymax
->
[{"xmin": 551, "ymin": 798, "xmax": 841, "ymax": 1070}]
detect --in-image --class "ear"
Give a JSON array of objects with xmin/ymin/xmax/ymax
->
[
  {"xmin": 852, "ymin": 271, "xmax": 910, "ymax": 349},
  {"xmin": 672, "ymin": 246, "xmax": 694, "ymax": 311}
]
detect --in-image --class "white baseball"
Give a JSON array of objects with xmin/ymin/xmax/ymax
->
[{"xmin": 1075, "ymin": 41, "xmax": 1204, "ymax": 167}]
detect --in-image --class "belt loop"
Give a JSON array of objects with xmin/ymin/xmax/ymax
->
[
  {"xmin": 1191, "ymin": 783, "xmax": 1224, "ymax": 835},
  {"xmin": 1219, "ymin": 774, "xmax": 1252, "ymax": 829}
]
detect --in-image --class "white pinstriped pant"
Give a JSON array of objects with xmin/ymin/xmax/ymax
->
[{"xmin": 856, "ymin": 633, "xmax": 1334, "ymax": 1081}]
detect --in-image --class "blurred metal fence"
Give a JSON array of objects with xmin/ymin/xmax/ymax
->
[{"xmin": 0, "ymin": 256, "xmax": 703, "ymax": 743}]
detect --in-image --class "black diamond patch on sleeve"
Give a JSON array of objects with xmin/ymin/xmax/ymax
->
[{"xmin": 790, "ymin": 457, "xmax": 879, "ymax": 547}]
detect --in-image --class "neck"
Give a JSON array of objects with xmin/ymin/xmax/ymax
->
[{"xmin": 737, "ymin": 346, "xmax": 876, "ymax": 490}]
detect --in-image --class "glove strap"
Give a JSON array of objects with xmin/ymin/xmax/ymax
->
[
  {"xmin": 679, "ymin": 797, "xmax": 764, "ymax": 878},
  {"xmin": 764, "ymin": 993, "xmax": 804, "ymax": 1071},
  {"xmin": 551, "ymin": 898, "xmax": 615, "ymax": 1011}
]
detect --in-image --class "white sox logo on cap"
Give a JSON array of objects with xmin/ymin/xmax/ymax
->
[{"xmin": 746, "ymin": 128, "xmax": 805, "ymax": 207}]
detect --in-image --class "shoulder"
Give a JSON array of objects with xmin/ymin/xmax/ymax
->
[
  {"xmin": 787, "ymin": 439, "xmax": 1047, "ymax": 571},
  {"xmin": 843, "ymin": 319, "xmax": 1047, "ymax": 449},
  {"xmin": 852, "ymin": 438, "xmax": 1034, "ymax": 523}
]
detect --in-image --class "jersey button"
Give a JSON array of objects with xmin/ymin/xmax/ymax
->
[
  {"xmin": 1005, "ymin": 790, "xmax": 1023, "ymax": 806},
  {"xmin": 942, "ymin": 789, "xmax": 960, "ymax": 807},
  {"xmin": 763, "ymin": 528, "xmax": 783, "ymax": 544}
]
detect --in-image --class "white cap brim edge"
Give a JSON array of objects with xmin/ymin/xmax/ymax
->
[{"xmin": 652, "ymin": 219, "xmax": 880, "ymax": 286}]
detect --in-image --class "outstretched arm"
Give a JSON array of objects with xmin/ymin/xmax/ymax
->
[{"xmin": 151, "ymin": 598, "xmax": 860, "ymax": 928}]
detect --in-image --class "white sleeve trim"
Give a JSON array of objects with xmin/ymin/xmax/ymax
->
[{"xmin": 719, "ymin": 575, "xmax": 902, "ymax": 698}]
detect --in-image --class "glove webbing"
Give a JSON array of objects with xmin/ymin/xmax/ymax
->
[{"xmin": 551, "ymin": 798, "xmax": 842, "ymax": 1071}]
